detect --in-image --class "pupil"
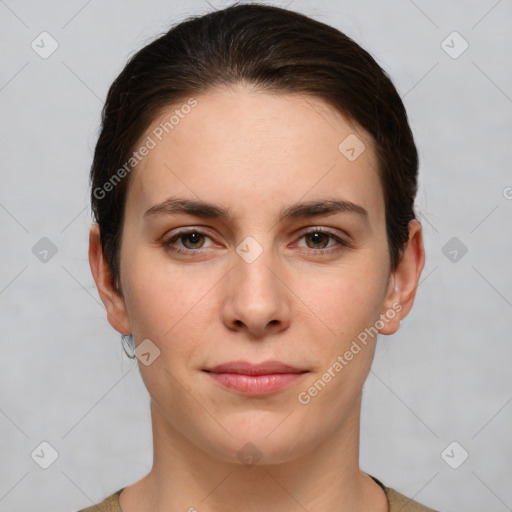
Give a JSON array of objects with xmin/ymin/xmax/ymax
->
[
  {"xmin": 310, "ymin": 232, "xmax": 325, "ymax": 247},
  {"xmin": 189, "ymin": 232, "xmax": 201, "ymax": 245}
]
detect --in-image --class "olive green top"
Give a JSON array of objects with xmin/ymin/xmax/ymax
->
[{"xmin": 76, "ymin": 475, "xmax": 440, "ymax": 511}]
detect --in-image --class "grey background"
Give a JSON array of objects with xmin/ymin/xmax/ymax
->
[{"xmin": 0, "ymin": 1, "xmax": 511, "ymax": 511}]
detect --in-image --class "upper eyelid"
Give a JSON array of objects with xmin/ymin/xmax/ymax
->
[
  {"xmin": 165, "ymin": 225, "xmax": 345, "ymax": 238},
  {"xmin": 164, "ymin": 226, "xmax": 348, "ymax": 246}
]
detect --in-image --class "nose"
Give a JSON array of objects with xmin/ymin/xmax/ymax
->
[{"xmin": 220, "ymin": 240, "xmax": 291, "ymax": 338}]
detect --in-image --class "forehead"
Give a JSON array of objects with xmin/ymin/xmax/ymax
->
[{"xmin": 126, "ymin": 85, "xmax": 383, "ymax": 225}]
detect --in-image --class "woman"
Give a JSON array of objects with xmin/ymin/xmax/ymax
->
[{"xmin": 81, "ymin": 3, "xmax": 437, "ymax": 511}]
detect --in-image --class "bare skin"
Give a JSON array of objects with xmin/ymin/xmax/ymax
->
[{"xmin": 89, "ymin": 84, "xmax": 425, "ymax": 512}]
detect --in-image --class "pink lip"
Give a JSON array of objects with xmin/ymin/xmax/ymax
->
[{"xmin": 203, "ymin": 360, "xmax": 308, "ymax": 396}]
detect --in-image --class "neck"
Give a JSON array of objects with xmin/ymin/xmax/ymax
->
[{"xmin": 120, "ymin": 396, "xmax": 388, "ymax": 512}]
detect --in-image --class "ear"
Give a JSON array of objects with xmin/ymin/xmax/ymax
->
[
  {"xmin": 88, "ymin": 223, "xmax": 131, "ymax": 335},
  {"xmin": 378, "ymin": 219, "xmax": 425, "ymax": 335}
]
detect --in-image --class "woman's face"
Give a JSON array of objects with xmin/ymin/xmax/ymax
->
[{"xmin": 98, "ymin": 85, "xmax": 420, "ymax": 464}]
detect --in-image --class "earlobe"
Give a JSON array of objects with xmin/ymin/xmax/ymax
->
[
  {"xmin": 88, "ymin": 223, "xmax": 131, "ymax": 335},
  {"xmin": 378, "ymin": 219, "xmax": 425, "ymax": 336}
]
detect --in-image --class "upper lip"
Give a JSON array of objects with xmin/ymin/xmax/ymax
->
[{"xmin": 203, "ymin": 360, "xmax": 308, "ymax": 375}]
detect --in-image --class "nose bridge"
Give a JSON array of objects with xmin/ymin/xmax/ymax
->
[
  {"xmin": 223, "ymin": 230, "xmax": 289, "ymax": 330},
  {"xmin": 233, "ymin": 232, "xmax": 280, "ymax": 290}
]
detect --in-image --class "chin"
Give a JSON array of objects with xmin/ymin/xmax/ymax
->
[{"xmin": 197, "ymin": 422, "xmax": 313, "ymax": 467}]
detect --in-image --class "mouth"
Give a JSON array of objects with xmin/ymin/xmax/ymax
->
[{"xmin": 202, "ymin": 360, "xmax": 309, "ymax": 396}]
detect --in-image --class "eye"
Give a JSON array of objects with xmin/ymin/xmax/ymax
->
[
  {"xmin": 296, "ymin": 228, "xmax": 352, "ymax": 256},
  {"xmin": 162, "ymin": 227, "xmax": 352, "ymax": 256},
  {"xmin": 162, "ymin": 228, "xmax": 213, "ymax": 255}
]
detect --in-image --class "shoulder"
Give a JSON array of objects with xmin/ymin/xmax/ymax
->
[
  {"xmin": 368, "ymin": 475, "xmax": 439, "ymax": 512},
  {"xmin": 384, "ymin": 486, "xmax": 440, "ymax": 512},
  {"xmin": 371, "ymin": 475, "xmax": 440, "ymax": 512},
  {"xmin": 75, "ymin": 487, "xmax": 124, "ymax": 512}
]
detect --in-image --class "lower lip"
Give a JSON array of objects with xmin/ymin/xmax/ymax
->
[{"xmin": 204, "ymin": 372, "xmax": 307, "ymax": 396}]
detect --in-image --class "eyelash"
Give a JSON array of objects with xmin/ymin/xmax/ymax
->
[{"xmin": 162, "ymin": 227, "xmax": 352, "ymax": 257}]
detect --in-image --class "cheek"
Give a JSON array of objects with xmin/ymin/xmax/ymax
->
[
  {"xmin": 121, "ymin": 248, "xmax": 222, "ymax": 356},
  {"xmin": 293, "ymin": 273, "xmax": 383, "ymax": 418},
  {"xmin": 121, "ymin": 249, "xmax": 183, "ymax": 338},
  {"xmin": 121, "ymin": 231, "xmax": 388, "ymax": 349},
  {"xmin": 292, "ymin": 264, "xmax": 386, "ymax": 339}
]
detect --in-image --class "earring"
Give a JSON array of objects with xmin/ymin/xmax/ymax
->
[{"xmin": 121, "ymin": 334, "xmax": 136, "ymax": 359}]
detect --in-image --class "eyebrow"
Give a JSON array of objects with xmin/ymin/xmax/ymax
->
[{"xmin": 144, "ymin": 197, "xmax": 369, "ymax": 224}]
